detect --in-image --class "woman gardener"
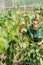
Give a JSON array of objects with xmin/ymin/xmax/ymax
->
[{"xmin": 18, "ymin": 14, "xmax": 43, "ymax": 46}]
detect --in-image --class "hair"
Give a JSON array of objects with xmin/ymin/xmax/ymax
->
[{"xmin": 32, "ymin": 18, "xmax": 36, "ymax": 22}]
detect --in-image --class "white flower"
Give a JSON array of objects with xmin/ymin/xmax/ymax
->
[{"xmin": 23, "ymin": 43, "xmax": 26, "ymax": 49}]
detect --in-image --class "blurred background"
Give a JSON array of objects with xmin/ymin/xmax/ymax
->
[{"xmin": 0, "ymin": 0, "xmax": 43, "ymax": 10}]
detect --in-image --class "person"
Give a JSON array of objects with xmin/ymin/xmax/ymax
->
[{"xmin": 18, "ymin": 14, "xmax": 43, "ymax": 46}]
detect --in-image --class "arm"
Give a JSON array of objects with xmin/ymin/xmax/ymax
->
[{"xmin": 18, "ymin": 21, "xmax": 25, "ymax": 33}]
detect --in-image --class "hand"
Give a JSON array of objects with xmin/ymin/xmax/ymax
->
[{"xmin": 38, "ymin": 41, "xmax": 43, "ymax": 47}]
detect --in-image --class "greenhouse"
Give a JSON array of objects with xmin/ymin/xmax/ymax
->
[{"xmin": 0, "ymin": 0, "xmax": 43, "ymax": 65}]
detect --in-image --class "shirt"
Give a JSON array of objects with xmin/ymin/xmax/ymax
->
[{"xmin": 26, "ymin": 22, "xmax": 43, "ymax": 42}]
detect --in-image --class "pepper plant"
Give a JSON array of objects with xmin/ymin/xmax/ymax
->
[{"xmin": 0, "ymin": 6, "xmax": 43, "ymax": 65}]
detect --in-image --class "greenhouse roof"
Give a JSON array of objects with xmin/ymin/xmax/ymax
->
[{"xmin": 0, "ymin": 0, "xmax": 43, "ymax": 9}]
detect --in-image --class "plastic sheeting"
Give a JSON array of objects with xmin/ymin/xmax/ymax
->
[{"xmin": 0, "ymin": 0, "xmax": 43, "ymax": 9}]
